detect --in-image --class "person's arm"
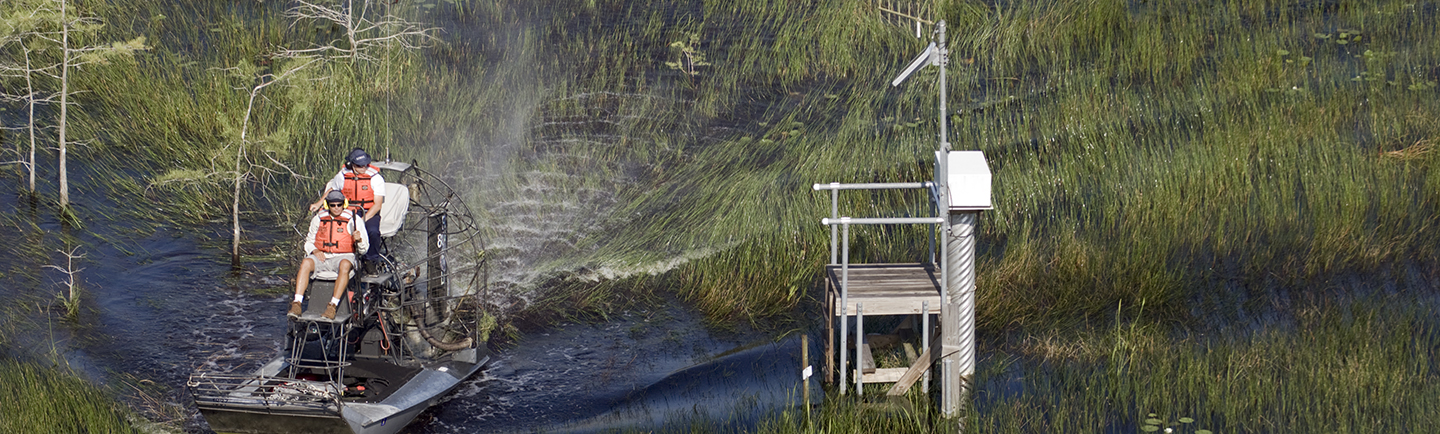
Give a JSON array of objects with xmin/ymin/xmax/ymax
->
[
  {"xmin": 365, "ymin": 196, "xmax": 384, "ymax": 221},
  {"xmin": 309, "ymin": 173, "xmax": 345, "ymax": 212},
  {"xmin": 364, "ymin": 173, "xmax": 386, "ymax": 220},
  {"xmin": 303, "ymin": 213, "xmax": 322, "ymax": 259},
  {"xmin": 352, "ymin": 217, "xmax": 370, "ymax": 254},
  {"xmin": 309, "ymin": 193, "xmax": 330, "ymax": 213}
]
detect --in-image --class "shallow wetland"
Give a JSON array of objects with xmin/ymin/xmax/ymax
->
[{"xmin": 2, "ymin": 0, "xmax": 1439, "ymax": 433}]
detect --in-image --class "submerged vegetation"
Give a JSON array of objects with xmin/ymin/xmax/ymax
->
[{"xmin": 0, "ymin": 0, "xmax": 1437, "ymax": 432}]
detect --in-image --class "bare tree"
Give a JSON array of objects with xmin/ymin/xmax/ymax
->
[
  {"xmin": 0, "ymin": 0, "xmax": 145, "ymax": 207},
  {"xmin": 277, "ymin": 0, "xmax": 439, "ymax": 62},
  {"xmin": 0, "ymin": 0, "xmax": 61, "ymax": 193},
  {"xmin": 152, "ymin": 58, "xmax": 320, "ymax": 268},
  {"xmin": 44, "ymin": 245, "xmax": 85, "ymax": 319},
  {"xmin": 225, "ymin": 58, "xmax": 320, "ymax": 267}
]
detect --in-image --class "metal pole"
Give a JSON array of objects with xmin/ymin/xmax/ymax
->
[
  {"xmin": 824, "ymin": 217, "xmax": 946, "ymax": 225},
  {"xmin": 927, "ymin": 213, "xmax": 936, "ymax": 265},
  {"xmin": 839, "ymin": 221, "xmax": 850, "ymax": 395},
  {"xmin": 922, "ymin": 300, "xmax": 930, "ymax": 393},
  {"xmin": 856, "ymin": 303, "xmax": 864, "ymax": 396},
  {"xmin": 938, "ymin": 20, "xmax": 949, "ymax": 153},
  {"xmin": 942, "ymin": 211, "xmax": 977, "ymax": 418},
  {"xmin": 830, "ymin": 183, "xmax": 838, "ymax": 265},
  {"xmin": 813, "ymin": 182, "xmax": 931, "ymax": 191}
]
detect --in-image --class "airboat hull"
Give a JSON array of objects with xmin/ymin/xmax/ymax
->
[{"xmin": 197, "ymin": 350, "xmax": 489, "ymax": 434}]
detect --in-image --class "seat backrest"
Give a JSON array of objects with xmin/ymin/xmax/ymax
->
[{"xmin": 378, "ymin": 183, "xmax": 409, "ymax": 237}]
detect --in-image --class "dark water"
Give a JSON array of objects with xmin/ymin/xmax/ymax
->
[
  {"xmin": 417, "ymin": 310, "xmax": 819, "ymax": 433},
  {"xmin": 0, "ymin": 195, "xmax": 817, "ymax": 433}
]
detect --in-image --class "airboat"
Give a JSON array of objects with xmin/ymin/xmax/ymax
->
[{"xmin": 188, "ymin": 160, "xmax": 493, "ymax": 434}]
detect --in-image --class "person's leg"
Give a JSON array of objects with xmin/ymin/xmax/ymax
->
[
  {"xmin": 364, "ymin": 213, "xmax": 382, "ymax": 263},
  {"xmin": 325, "ymin": 258, "xmax": 353, "ymax": 319},
  {"xmin": 290, "ymin": 258, "xmax": 316, "ymax": 317}
]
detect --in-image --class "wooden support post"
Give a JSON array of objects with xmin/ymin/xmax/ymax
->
[
  {"xmin": 802, "ymin": 333, "xmax": 810, "ymax": 417},
  {"xmin": 888, "ymin": 332, "xmax": 940, "ymax": 396},
  {"xmin": 860, "ymin": 343, "xmax": 876, "ymax": 374},
  {"xmin": 887, "ymin": 348, "xmax": 929, "ymax": 395}
]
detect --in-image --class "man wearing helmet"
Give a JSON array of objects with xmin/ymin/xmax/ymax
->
[
  {"xmin": 291, "ymin": 190, "xmax": 370, "ymax": 320},
  {"xmin": 310, "ymin": 148, "xmax": 386, "ymax": 270}
]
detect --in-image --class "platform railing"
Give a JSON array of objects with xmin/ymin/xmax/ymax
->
[
  {"xmin": 187, "ymin": 373, "xmax": 343, "ymax": 414},
  {"xmin": 813, "ymin": 181, "xmax": 944, "ymax": 395}
]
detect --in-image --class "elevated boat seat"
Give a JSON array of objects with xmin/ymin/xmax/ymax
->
[
  {"xmin": 310, "ymin": 269, "xmax": 355, "ymax": 281},
  {"xmin": 296, "ymin": 277, "xmax": 354, "ymax": 324},
  {"xmin": 377, "ymin": 182, "xmax": 409, "ymax": 238}
]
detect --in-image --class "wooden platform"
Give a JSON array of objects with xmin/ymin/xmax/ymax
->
[{"xmin": 826, "ymin": 263, "xmax": 942, "ymax": 316}]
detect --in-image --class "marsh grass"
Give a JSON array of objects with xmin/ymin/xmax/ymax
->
[
  {"xmin": 0, "ymin": 359, "xmax": 139, "ymax": 434},
  {"xmin": 750, "ymin": 295, "xmax": 1440, "ymax": 433},
  {"xmin": 1, "ymin": 0, "xmax": 1431, "ymax": 331},
  {"xmin": 4, "ymin": 0, "xmax": 1440, "ymax": 430}
]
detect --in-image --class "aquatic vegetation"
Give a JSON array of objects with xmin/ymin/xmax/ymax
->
[
  {"xmin": 0, "ymin": 360, "xmax": 139, "ymax": 434},
  {"xmin": 2, "ymin": 0, "xmax": 1439, "ymax": 431}
]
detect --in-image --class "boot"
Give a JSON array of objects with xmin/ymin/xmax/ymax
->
[
  {"xmin": 323, "ymin": 303, "xmax": 339, "ymax": 320},
  {"xmin": 288, "ymin": 301, "xmax": 303, "ymax": 318}
]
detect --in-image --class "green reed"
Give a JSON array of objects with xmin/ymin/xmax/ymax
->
[
  {"xmin": 748, "ymin": 295, "xmax": 1440, "ymax": 433},
  {"xmin": 0, "ymin": 359, "xmax": 139, "ymax": 434},
  {"xmin": 0, "ymin": 0, "xmax": 1437, "ymax": 431}
]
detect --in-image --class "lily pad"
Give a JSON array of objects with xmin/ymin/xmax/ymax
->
[
  {"xmin": 1277, "ymin": 49, "xmax": 1290, "ymax": 56},
  {"xmin": 1142, "ymin": 426, "xmax": 1160, "ymax": 432},
  {"xmin": 1336, "ymin": 39, "xmax": 1349, "ymax": 45},
  {"xmin": 1145, "ymin": 418, "xmax": 1165, "ymax": 425},
  {"xmin": 1314, "ymin": 33, "xmax": 1330, "ymax": 39},
  {"xmin": 1179, "ymin": 417, "xmax": 1195, "ymax": 423}
]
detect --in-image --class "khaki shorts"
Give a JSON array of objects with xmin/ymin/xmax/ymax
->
[{"xmin": 307, "ymin": 252, "xmax": 357, "ymax": 278}]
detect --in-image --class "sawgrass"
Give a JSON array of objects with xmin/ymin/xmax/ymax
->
[
  {"xmin": 0, "ymin": 359, "xmax": 139, "ymax": 434},
  {"xmin": 752, "ymin": 295, "xmax": 1440, "ymax": 433},
  {"xmin": 2, "ymin": 0, "xmax": 1439, "ymax": 430}
]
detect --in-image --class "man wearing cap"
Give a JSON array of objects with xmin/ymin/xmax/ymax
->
[
  {"xmin": 310, "ymin": 148, "xmax": 385, "ymax": 269},
  {"xmin": 291, "ymin": 190, "xmax": 370, "ymax": 320}
]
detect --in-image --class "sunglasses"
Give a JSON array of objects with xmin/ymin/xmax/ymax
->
[{"xmin": 326, "ymin": 203, "xmax": 346, "ymax": 208}]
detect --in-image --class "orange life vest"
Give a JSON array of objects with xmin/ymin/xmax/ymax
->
[
  {"xmin": 314, "ymin": 210, "xmax": 357, "ymax": 254},
  {"xmin": 342, "ymin": 165, "xmax": 381, "ymax": 213}
]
